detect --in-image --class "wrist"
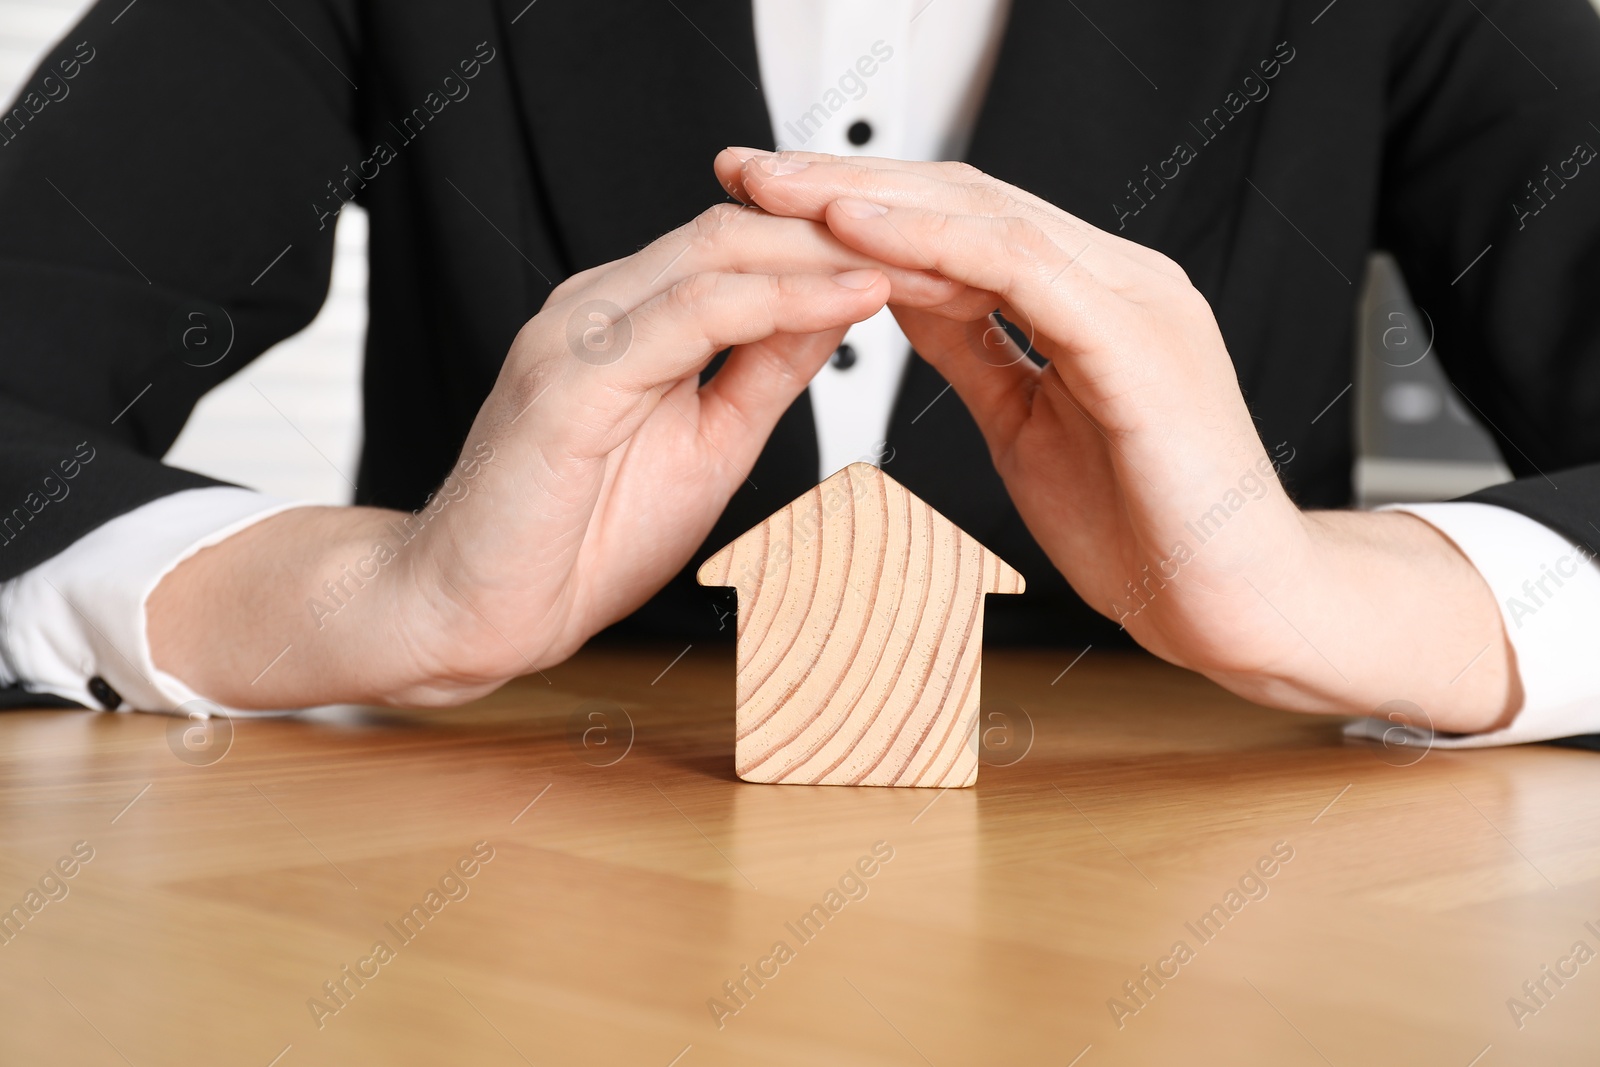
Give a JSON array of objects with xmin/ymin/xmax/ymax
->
[
  {"xmin": 382, "ymin": 525, "xmax": 558, "ymax": 706},
  {"xmin": 1129, "ymin": 493, "xmax": 1321, "ymax": 683},
  {"xmin": 1186, "ymin": 508, "xmax": 1357, "ymax": 707},
  {"xmin": 147, "ymin": 505, "xmax": 515, "ymax": 709},
  {"xmin": 1199, "ymin": 510, "xmax": 1519, "ymax": 731}
]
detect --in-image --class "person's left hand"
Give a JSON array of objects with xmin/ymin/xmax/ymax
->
[{"xmin": 714, "ymin": 149, "xmax": 1518, "ymax": 731}]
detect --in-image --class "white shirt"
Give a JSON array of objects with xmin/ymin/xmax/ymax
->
[
  {"xmin": 755, "ymin": 0, "xmax": 1011, "ymax": 476},
  {"xmin": 1, "ymin": 0, "xmax": 1597, "ymax": 749}
]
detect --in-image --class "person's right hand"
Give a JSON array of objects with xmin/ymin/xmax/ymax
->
[{"xmin": 148, "ymin": 204, "xmax": 977, "ymax": 709}]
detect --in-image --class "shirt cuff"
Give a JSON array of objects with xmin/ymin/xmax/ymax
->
[
  {"xmin": 1343, "ymin": 501, "xmax": 1600, "ymax": 748},
  {"xmin": 0, "ymin": 487, "xmax": 309, "ymax": 715}
]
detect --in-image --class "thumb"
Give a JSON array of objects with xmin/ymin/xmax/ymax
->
[
  {"xmin": 695, "ymin": 326, "xmax": 850, "ymax": 465},
  {"xmin": 892, "ymin": 306, "xmax": 1036, "ymax": 451}
]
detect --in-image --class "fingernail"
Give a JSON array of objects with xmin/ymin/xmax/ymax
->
[
  {"xmin": 756, "ymin": 155, "xmax": 809, "ymax": 176},
  {"xmin": 832, "ymin": 269, "xmax": 881, "ymax": 290},
  {"xmin": 724, "ymin": 146, "xmax": 771, "ymax": 160},
  {"xmin": 836, "ymin": 198, "xmax": 889, "ymax": 219}
]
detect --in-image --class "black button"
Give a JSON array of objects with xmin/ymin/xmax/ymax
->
[
  {"xmin": 847, "ymin": 121, "xmax": 873, "ymax": 146},
  {"xmin": 831, "ymin": 343, "xmax": 858, "ymax": 370},
  {"xmin": 88, "ymin": 676, "xmax": 123, "ymax": 710}
]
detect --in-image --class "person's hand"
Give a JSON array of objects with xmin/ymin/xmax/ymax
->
[
  {"xmin": 718, "ymin": 149, "xmax": 1518, "ymax": 730},
  {"xmin": 149, "ymin": 204, "xmax": 983, "ymax": 709}
]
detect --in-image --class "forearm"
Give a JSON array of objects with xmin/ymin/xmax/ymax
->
[
  {"xmin": 146, "ymin": 506, "xmax": 497, "ymax": 710},
  {"xmin": 1204, "ymin": 510, "xmax": 1519, "ymax": 732}
]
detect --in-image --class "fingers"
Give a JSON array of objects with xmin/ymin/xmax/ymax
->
[
  {"xmin": 815, "ymin": 202, "xmax": 1200, "ymax": 437},
  {"xmin": 556, "ymin": 269, "xmax": 889, "ymax": 430},
  {"xmin": 716, "ymin": 147, "xmax": 979, "ymax": 204},
  {"xmin": 578, "ymin": 203, "xmax": 968, "ymax": 314},
  {"xmin": 724, "ymin": 150, "xmax": 1190, "ymax": 284},
  {"xmin": 816, "ymin": 199, "xmax": 1130, "ymax": 338},
  {"xmin": 890, "ymin": 307, "xmax": 1037, "ymax": 452},
  {"xmin": 546, "ymin": 260, "xmax": 610, "ymax": 305},
  {"xmin": 696, "ymin": 327, "xmax": 846, "ymax": 458},
  {"xmin": 742, "ymin": 165, "xmax": 1144, "ymax": 296},
  {"xmin": 743, "ymin": 155, "xmax": 1026, "ymax": 227}
]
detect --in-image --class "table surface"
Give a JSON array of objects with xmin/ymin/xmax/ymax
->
[{"xmin": 1, "ymin": 645, "xmax": 1597, "ymax": 1066}]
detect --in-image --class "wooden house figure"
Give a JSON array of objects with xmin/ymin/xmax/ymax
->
[{"xmin": 697, "ymin": 462, "xmax": 1025, "ymax": 788}]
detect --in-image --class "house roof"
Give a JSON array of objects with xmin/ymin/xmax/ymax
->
[{"xmin": 697, "ymin": 462, "xmax": 1024, "ymax": 599}]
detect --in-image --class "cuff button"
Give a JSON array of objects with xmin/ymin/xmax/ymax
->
[{"xmin": 88, "ymin": 676, "xmax": 124, "ymax": 710}]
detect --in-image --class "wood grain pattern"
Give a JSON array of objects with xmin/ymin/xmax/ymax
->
[
  {"xmin": 697, "ymin": 463, "xmax": 1024, "ymax": 788},
  {"xmin": 3, "ymin": 648, "xmax": 1598, "ymax": 1067}
]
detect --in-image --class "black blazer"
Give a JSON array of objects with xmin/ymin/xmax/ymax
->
[{"xmin": 2, "ymin": 0, "xmax": 1599, "ymax": 669}]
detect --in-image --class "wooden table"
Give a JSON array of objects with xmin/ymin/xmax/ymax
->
[{"xmin": 2, "ymin": 646, "xmax": 1597, "ymax": 1066}]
